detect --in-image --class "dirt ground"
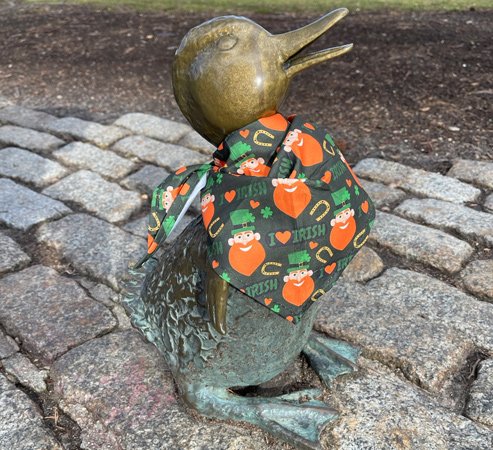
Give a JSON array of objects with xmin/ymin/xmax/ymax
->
[{"xmin": 0, "ymin": 2, "xmax": 491, "ymax": 171}]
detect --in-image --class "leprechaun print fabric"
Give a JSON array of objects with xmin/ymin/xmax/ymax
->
[{"xmin": 137, "ymin": 113, "xmax": 376, "ymax": 324}]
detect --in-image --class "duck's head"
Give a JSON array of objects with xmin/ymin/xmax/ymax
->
[{"xmin": 172, "ymin": 8, "xmax": 352, "ymax": 145}]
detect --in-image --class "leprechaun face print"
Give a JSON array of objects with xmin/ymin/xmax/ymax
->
[
  {"xmin": 228, "ymin": 230, "xmax": 266, "ymax": 276},
  {"xmin": 282, "ymin": 270, "xmax": 315, "ymax": 306},
  {"xmin": 237, "ymin": 157, "xmax": 270, "ymax": 177},
  {"xmin": 272, "ymin": 178, "xmax": 311, "ymax": 219},
  {"xmin": 162, "ymin": 187, "xmax": 176, "ymax": 212},
  {"xmin": 330, "ymin": 207, "xmax": 356, "ymax": 250},
  {"xmin": 201, "ymin": 192, "xmax": 215, "ymax": 229},
  {"xmin": 282, "ymin": 128, "xmax": 323, "ymax": 167}
]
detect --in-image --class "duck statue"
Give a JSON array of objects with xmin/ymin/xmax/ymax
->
[{"xmin": 124, "ymin": 8, "xmax": 375, "ymax": 450}]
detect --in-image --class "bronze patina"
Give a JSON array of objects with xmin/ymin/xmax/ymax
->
[{"xmin": 125, "ymin": 9, "xmax": 361, "ymax": 450}]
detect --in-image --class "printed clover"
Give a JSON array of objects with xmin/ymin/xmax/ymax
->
[
  {"xmin": 261, "ymin": 206, "xmax": 273, "ymax": 219},
  {"xmin": 221, "ymin": 272, "xmax": 231, "ymax": 283},
  {"xmin": 216, "ymin": 173, "xmax": 223, "ymax": 184},
  {"xmin": 271, "ymin": 304, "xmax": 281, "ymax": 313},
  {"xmin": 163, "ymin": 216, "xmax": 176, "ymax": 235}
]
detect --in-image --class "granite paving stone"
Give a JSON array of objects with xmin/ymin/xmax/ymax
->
[
  {"xmin": 45, "ymin": 117, "xmax": 130, "ymax": 148},
  {"xmin": 123, "ymin": 214, "xmax": 196, "ymax": 242},
  {"xmin": 2, "ymin": 353, "xmax": 48, "ymax": 393},
  {"xmin": 0, "ymin": 105, "xmax": 58, "ymax": 131},
  {"xmin": 120, "ymin": 164, "xmax": 169, "ymax": 195},
  {"xmin": 342, "ymin": 247, "xmax": 384, "ymax": 282},
  {"xmin": 42, "ymin": 170, "xmax": 142, "ymax": 223},
  {"xmin": 36, "ymin": 214, "xmax": 146, "ymax": 290},
  {"xmin": 0, "ymin": 97, "xmax": 12, "ymax": 108},
  {"xmin": 360, "ymin": 179, "xmax": 407, "ymax": 208},
  {"xmin": 112, "ymin": 135, "xmax": 209, "ymax": 169},
  {"xmin": 51, "ymin": 330, "xmax": 288, "ymax": 450},
  {"xmin": 0, "ymin": 125, "xmax": 64, "ymax": 153},
  {"xmin": 114, "ymin": 112, "xmax": 192, "ymax": 143},
  {"xmin": 122, "ymin": 216, "xmax": 147, "ymax": 239},
  {"xmin": 448, "ymin": 159, "xmax": 493, "ymax": 190},
  {"xmin": 316, "ymin": 268, "xmax": 493, "ymax": 400},
  {"xmin": 87, "ymin": 283, "xmax": 120, "ymax": 307},
  {"xmin": 465, "ymin": 358, "xmax": 493, "ymax": 427},
  {"xmin": 112, "ymin": 304, "xmax": 132, "ymax": 330},
  {"xmin": 0, "ymin": 232, "xmax": 31, "ymax": 274},
  {"xmin": 396, "ymin": 198, "xmax": 493, "ymax": 246},
  {"xmin": 354, "ymin": 158, "xmax": 481, "ymax": 204},
  {"xmin": 461, "ymin": 259, "xmax": 493, "ymax": 301},
  {"xmin": 369, "ymin": 211, "xmax": 474, "ymax": 273},
  {"xmin": 178, "ymin": 130, "xmax": 216, "ymax": 153},
  {"xmin": 0, "ymin": 178, "xmax": 71, "ymax": 231},
  {"xmin": 0, "ymin": 147, "xmax": 68, "ymax": 187},
  {"xmin": 323, "ymin": 358, "xmax": 493, "ymax": 449},
  {"xmin": 53, "ymin": 142, "xmax": 136, "ymax": 180},
  {"xmin": 485, "ymin": 193, "xmax": 493, "ymax": 213},
  {"xmin": 0, "ymin": 265, "xmax": 116, "ymax": 363},
  {"xmin": 0, "ymin": 375, "xmax": 63, "ymax": 450},
  {"xmin": 0, "ymin": 330, "xmax": 18, "ymax": 359}
]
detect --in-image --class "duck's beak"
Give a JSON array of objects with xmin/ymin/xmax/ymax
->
[{"xmin": 274, "ymin": 8, "xmax": 353, "ymax": 78}]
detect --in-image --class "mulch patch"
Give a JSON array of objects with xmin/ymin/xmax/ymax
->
[{"xmin": 0, "ymin": 3, "xmax": 491, "ymax": 170}]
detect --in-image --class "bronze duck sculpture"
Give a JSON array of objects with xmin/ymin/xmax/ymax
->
[{"xmin": 124, "ymin": 9, "xmax": 371, "ymax": 450}]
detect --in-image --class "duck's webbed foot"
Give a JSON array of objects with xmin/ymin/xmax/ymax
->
[
  {"xmin": 302, "ymin": 332, "xmax": 360, "ymax": 388},
  {"xmin": 184, "ymin": 385, "xmax": 338, "ymax": 450}
]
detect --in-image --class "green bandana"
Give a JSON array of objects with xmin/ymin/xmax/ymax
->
[{"xmin": 136, "ymin": 113, "xmax": 375, "ymax": 324}]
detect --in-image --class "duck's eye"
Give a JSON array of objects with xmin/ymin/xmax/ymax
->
[{"xmin": 217, "ymin": 35, "xmax": 237, "ymax": 51}]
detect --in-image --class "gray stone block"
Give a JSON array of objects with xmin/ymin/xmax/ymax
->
[
  {"xmin": 0, "ymin": 330, "xmax": 19, "ymax": 359},
  {"xmin": 53, "ymin": 142, "xmax": 136, "ymax": 180},
  {"xmin": 120, "ymin": 164, "xmax": 169, "ymax": 196},
  {"xmin": 51, "ymin": 331, "xmax": 287, "ymax": 450},
  {"xmin": 396, "ymin": 198, "xmax": 493, "ymax": 246},
  {"xmin": 0, "ymin": 105, "xmax": 58, "ymax": 131},
  {"xmin": 122, "ymin": 216, "xmax": 147, "ymax": 239},
  {"xmin": 178, "ymin": 130, "xmax": 216, "ymax": 153},
  {"xmin": 342, "ymin": 247, "xmax": 384, "ymax": 282},
  {"xmin": 0, "ymin": 147, "xmax": 69, "ymax": 187},
  {"xmin": 354, "ymin": 158, "xmax": 481, "ymax": 204},
  {"xmin": 0, "ymin": 97, "xmax": 12, "ymax": 108},
  {"xmin": 114, "ymin": 112, "xmax": 191, "ymax": 143},
  {"xmin": 0, "ymin": 232, "xmax": 31, "ymax": 274},
  {"xmin": 465, "ymin": 358, "xmax": 493, "ymax": 427},
  {"xmin": 0, "ymin": 125, "xmax": 64, "ymax": 153},
  {"xmin": 316, "ymin": 268, "xmax": 493, "ymax": 398},
  {"xmin": 448, "ymin": 159, "xmax": 493, "ymax": 190},
  {"xmin": 112, "ymin": 135, "xmax": 209, "ymax": 170},
  {"xmin": 36, "ymin": 214, "xmax": 146, "ymax": 290},
  {"xmin": 369, "ymin": 211, "xmax": 474, "ymax": 273},
  {"xmin": 123, "ymin": 214, "xmax": 196, "ymax": 244},
  {"xmin": 461, "ymin": 259, "xmax": 493, "ymax": 301},
  {"xmin": 322, "ymin": 359, "xmax": 493, "ymax": 449},
  {"xmin": 87, "ymin": 283, "xmax": 120, "ymax": 307},
  {"xmin": 0, "ymin": 374, "xmax": 63, "ymax": 450},
  {"xmin": 0, "ymin": 265, "xmax": 116, "ymax": 363},
  {"xmin": 42, "ymin": 170, "xmax": 142, "ymax": 223},
  {"xmin": 360, "ymin": 179, "xmax": 406, "ymax": 208},
  {"xmin": 0, "ymin": 178, "xmax": 71, "ymax": 231},
  {"xmin": 485, "ymin": 193, "xmax": 493, "ymax": 213},
  {"xmin": 2, "ymin": 353, "xmax": 48, "ymax": 393},
  {"xmin": 45, "ymin": 117, "xmax": 130, "ymax": 148}
]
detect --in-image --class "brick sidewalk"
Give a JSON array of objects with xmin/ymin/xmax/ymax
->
[{"xmin": 0, "ymin": 97, "xmax": 492, "ymax": 449}]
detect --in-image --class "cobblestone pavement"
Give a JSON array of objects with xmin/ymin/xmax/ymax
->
[{"xmin": 0, "ymin": 97, "xmax": 492, "ymax": 449}]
